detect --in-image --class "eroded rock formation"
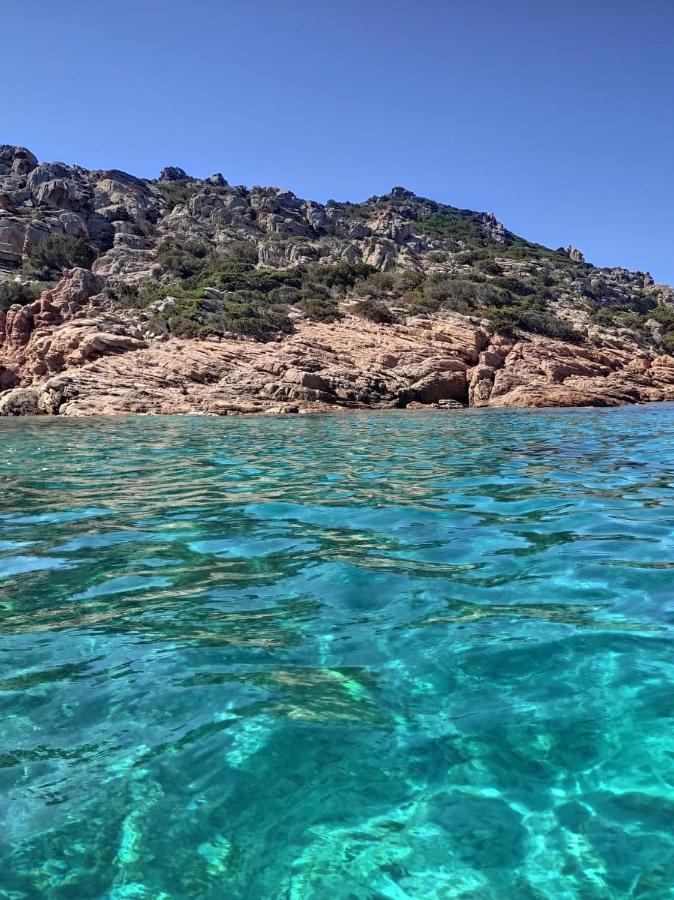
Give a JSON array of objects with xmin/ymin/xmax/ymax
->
[
  {"xmin": 1, "ymin": 269, "xmax": 674, "ymax": 416},
  {"xmin": 1, "ymin": 144, "xmax": 674, "ymax": 416}
]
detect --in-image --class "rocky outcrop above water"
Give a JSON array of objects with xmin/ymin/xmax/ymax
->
[
  {"xmin": 1, "ymin": 145, "xmax": 674, "ymax": 416},
  {"xmin": 1, "ymin": 269, "xmax": 674, "ymax": 416}
]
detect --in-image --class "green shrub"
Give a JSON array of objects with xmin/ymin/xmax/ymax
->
[
  {"xmin": 353, "ymin": 299, "xmax": 397, "ymax": 324},
  {"xmin": 649, "ymin": 305, "xmax": 674, "ymax": 328},
  {"xmin": 24, "ymin": 235, "xmax": 97, "ymax": 279},
  {"xmin": 503, "ymin": 237, "xmax": 573, "ymax": 265},
  {"xmin": 126, "ymin": 220, "xmax": 154, "ymax": 237},
  {"xmin": 307, "ymin": 261, "xmax": 374, "ymax": 289},
  {"xmin": 298, "ymin": 298, "xmax": 342, "ymax": 322},
  {"xmin": 218, "ymin": 241, "xmax": 258, "ymax": 269},
  {"xmin": 156, "ymin": 239, "xmax": 210, "ymax": 278},
  {"xmin": 153, "ymin": 298, "xmax": 202, "ymax": 337},
  {"xmin": 357, "ymin": 271, "xmax": 397, "ymax": 295},
  {"xmin": 267, "ymin": 284, "xmax": 303, "ymax": 305},
  {"xmin": 423, "ymin": 275, "xmax": 475, "ymax": 312},
  {"xmin": 661, "ymin": 332, "xmax": 674, "ymax": 354},
  {"xmin": 425, "ymin": 250, "xmax": 450, "ymax": 263},
  {"xmin": 419, "ymin": 275, "xmax": 509, "ymax": 313},
  {"xmin": 453, "ymin": 250, "xmax": 480, "ymax": 265},
  {"xmin": 488, "ymin": 306, "xmax": 582, "ymax": 343},
  {"xmin": 616, "ymin": 311, "xmax": 647, "ymax": 331},
  {"xmin": 147, "ymin": 295, "xmax": 293, "ymax": 341},
  {"xmin": 134, "ymin": 278, "xmax": 187, "ymax": 308},
  {"xmin": 415, "ymin": 209, "xmax": 487, "ymax": 245},
  {"xmin": 215, "ymin": 303, "xmax": 293, "ymax": 340},
  {"xmin": 590, "ymin": 307, "xmax": 617, "ymax": 327},
  {"xmin": 493, "ymin": 276, "xmax": 534, "ymax": 297},
  {"xmin": 476, "ymin": 258, "xmax": 502, "ymax": 276},
  {"xmin": 157, "ymin": 179, "xmax": 197, "ymax": 210},
  {"xmin": 0, "ymin": 280, "xmax": 42, "ymax": 310},
  {"xmin": 397, "ymin": 269, "xmax": 424, "ymax": 292}
]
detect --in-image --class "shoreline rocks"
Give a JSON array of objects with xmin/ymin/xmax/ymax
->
[{"xmin": 1, "ymin": 271, "xmax": 674, "ymax": 417}]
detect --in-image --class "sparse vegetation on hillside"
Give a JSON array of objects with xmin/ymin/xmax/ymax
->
[
  {"xmin": 487, "ymin": 307, "xmax": 582, "ymax": 343},
  {"xmin": 24, "ymin": 235, "xmax": 96, "ymax": 280},
  {"xmin": 156, "ymin": 179, "xmax": 200, "ymax": 210},
  {"xmin": 134, "ymin": 243, "xmax": 378, "ymax": 338},
  {"xmin": 415, "ymin": 208, "xmax": 490, "ymax": 246},
  {"xmin": 1, "ymin": 149, "xmax": 670, "ymax": 350}
]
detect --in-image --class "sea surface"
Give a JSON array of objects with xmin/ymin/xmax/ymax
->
[{"xmin": 1, "ymin": 407, "xmax": 674, "ymax": 898}]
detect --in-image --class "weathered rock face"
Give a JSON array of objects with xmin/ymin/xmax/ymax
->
[
  {"xmin": 0, "ymin": 269, "xmax": 147, "ymax": 389},
  {"xmin": 0, "ymin": 217, "xmax": 27, "ymax": 263},
  {"xmin": 564, "ymin": 245, "xmax": 585, "ymax": 263},
  {"xmin": 1, "ymin": 269, "xmax": 674, "ymax": 416},
  {"xmin": 1, "ymin": 145, "xmax": 674, "ymax": 416},
  {"xmin": 159, "ymin": 166, "xmax": 189, "ymax": 182},
  {"xmin": 0, "ymin": 146, "xmax": 37, "ymax": 178}
]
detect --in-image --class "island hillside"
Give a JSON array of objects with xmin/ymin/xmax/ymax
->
[{"xmin": 1, "ymin": 144, "xmax": 674, "ymax": 416}]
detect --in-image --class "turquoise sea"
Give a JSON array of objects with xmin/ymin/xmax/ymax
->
[{"xmin": 2, "ymin": 407, "xmax": 674, "ymax": 898}]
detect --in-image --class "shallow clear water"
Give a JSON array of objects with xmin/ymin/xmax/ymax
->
[{"xmin": 2, "ymin": 407, "xmax": 674, "ymax": 898}]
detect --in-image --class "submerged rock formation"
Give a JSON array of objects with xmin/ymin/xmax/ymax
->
[{"xmin": 1, "ymin": 145, "xmax": 673, "ymax": 416}]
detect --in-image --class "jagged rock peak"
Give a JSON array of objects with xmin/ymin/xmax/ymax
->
[
  {"xmin": 0, "ymin": 145, "xmax": 38, "ymax": 177},
  {"xmin": 480, "ymin": 211, "xmax": 509, "ymax": 244},
  {"xmin": 564, "ymin": 245, "xmax": 585, "ymax": 263},
  {"xmin": 389, "ymin": 186, "xmax": 416, "ymax": 200},
  {"xmin": 159, "ymin": 166, "xmax": 189, "ymax": 182}
]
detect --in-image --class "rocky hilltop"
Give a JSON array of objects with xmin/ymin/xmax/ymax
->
[{"xmin": 2, "ymin": 143, "xmax": 674, "ymax": 416}]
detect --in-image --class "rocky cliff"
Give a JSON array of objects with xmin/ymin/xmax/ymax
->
[{"xmin": 1, "ymin": 144, "xmax": 674, "ymax": 416}]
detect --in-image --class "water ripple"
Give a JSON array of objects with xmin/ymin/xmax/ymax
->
[{"xmin": 1, "ymin": 407, "xmax": 674, "ymax": 897}]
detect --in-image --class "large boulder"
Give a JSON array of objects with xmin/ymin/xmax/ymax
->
[
  {"xmin": 35, "ymin": 178, "xmax": 88, "ymax": 211},
  {"xmin": 2, "ymin": 305, "xmax": 34, "ymax": 348},
  {"xmin": 0, "ymin": 216, "xmax": 27, "ymax": 263},
  {"xmin": 0, "ymin": 387, "xmax": 40, "ymax": 415},
  {"xmin": 27, "ymin": 162, "xmax": 73, "ymax": 189},
  {"xmin": 0, "ymin": 146, "xmax": 38, "ymax": 177},
  {"xmin": 92, "ymin": 247, "xmax": 159, "ymax": 282},
  {"xmin": 159, "ymin": 166, "xmax": 188, "ymax": 182},
  {"xmin": 411, "ymin": 371, "xmax": 468, "ymax": 405},
  {"xmin": 362, "ymin": 238, "xmax": 397, "ymax": 271},
  {"xmin": 42, "ymin": 267, "xmax": 103, "ymax": 317}
]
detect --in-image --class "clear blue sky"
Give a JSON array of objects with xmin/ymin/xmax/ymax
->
[{"xmin": 5, "ymin": 1, "xmax": 674, "ymax": 283}]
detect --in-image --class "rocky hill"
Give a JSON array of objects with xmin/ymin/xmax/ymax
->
[{"xmin": 1, "ymin": 143, "xmax": 674, "ymax": 416}]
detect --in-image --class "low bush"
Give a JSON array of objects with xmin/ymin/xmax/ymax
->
[
  {"xmin": 126, "ymin": 220, "xmax": 154, "ymax": 237},
  {"xmin": 615, "ymin": 311, "xmax": 647, "ymax": 332},
  {"xmin": 649, "ymin": 305, "xmax": 674, "ymax": 328},
  {"xmin": 493, "ymin": 276, "xmax": 535, "ymax": 297},
  {"xmin": 148, "ymin": 295, "xmax": 293, "ymax": 341},
  {"xmin": 24, "ymin": 235, "xmax": 97, "ymax": 279},
  {"xmin": 306, "ymin": 261, "xmax": 374, "ymax": 289},
  {"xmin": 475, "ymin": 258, "xmax": 502, "ymax": 276},
  {"xmin": 156, "ymin": 239, "xmax": 210, "ymax": 278},
  {"xmin": 353, "ymin": 299, "xmax": 398, "ymax": 324},
  {"xmin": 662, "ymin": 332, "xmax": 674, "ymax": 354},
  {"xmin": 589, "ymin": 307, "xmax": 617, "ymax": 327},
  {"xmin": 298, "ymin": 297, "xmax": 342, "ymax": 322},
  {"xmin": 156, "ymin": 179, "xmax": 198, "ymax": 210},
  {"xmin": 267, "ymin": 284, "xmax": 303, "ymax": 305},
  {"xmin": 397, "ymin": 269, "xmax": 424, "ymax": 292},
  {"xmin": 415, "ymin": 209, "xmax": 487, "ymax": 246},
  {"xmin": 0, "ymin": 280, "xmax": 42, "ymax": 310},
  {"xmin": 488, "ymin": 306, "xmax": 582, "ymax": 343},
  {"xmin": 357, "ymin": 271, "xmax": 397, "ymax": 295}
]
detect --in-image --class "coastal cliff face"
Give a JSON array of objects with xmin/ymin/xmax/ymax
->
[{"xmin": 1, "ymin": 144, "xmax": 674, "ymax": 416}]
